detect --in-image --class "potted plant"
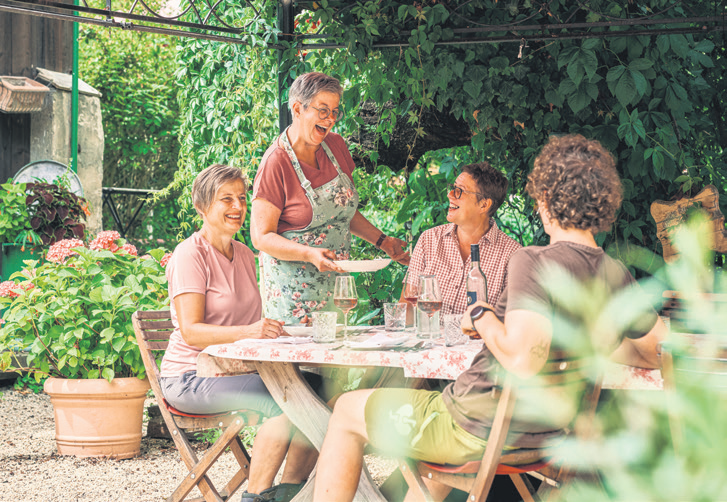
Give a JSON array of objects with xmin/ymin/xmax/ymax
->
[
  {"xmin": 25, "ymin": 181, "xmax": 88, "ymax": 245},
  {"xmin": 0, "ymin": 179, "xmax": 87, "ymax": 280},
  {"xmin": 0, "ymin": 230, "xmax": 170, "ymax": 459},
  {"xmin": 0, "ymin": 180, "xmax": 43, "ymax": 280}
]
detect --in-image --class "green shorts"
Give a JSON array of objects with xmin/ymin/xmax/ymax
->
[{"xmin": 364, "ymin": 388, "xmax": 489, "ymax": 465}]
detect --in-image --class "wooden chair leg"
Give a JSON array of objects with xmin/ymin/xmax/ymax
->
[
  {"xmin": 399, "ymin": 460, "xmax": 434, "ymax": 502},
  {"xmin": 220, "ymin": 436, "xmax": 252, "ymax": 499},
  {"xmin": 170, "ymin": 416, "xmax": 248, "ymax": 502},
  {"xmin": 509, "ymin": 473, "xmax": 538, "ymax": 502}
]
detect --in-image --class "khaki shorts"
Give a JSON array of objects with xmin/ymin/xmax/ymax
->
[{"xmin": 364, "ymin": 388, "xmax": 489, "ymax": 465}]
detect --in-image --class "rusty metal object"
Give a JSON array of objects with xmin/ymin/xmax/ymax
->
[{"xmin": 650, "ymin": 185, "xmax": 727, "ymax": 262}]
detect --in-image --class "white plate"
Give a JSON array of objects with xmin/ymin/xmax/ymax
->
[
  {"xmin": 334, "ymin": 258, "xmax": 391, "ymax": 273},
  {"xmin": 283, "ymin": 326, "xmax": 314, "ymax": 336},
  {"xmin": 346, "ymin": 333, "xmax": 410, "ymax": 350}
]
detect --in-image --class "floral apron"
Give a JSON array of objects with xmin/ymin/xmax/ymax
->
[{"xmin": 260, "ymin": 129, "xmax": 359, "ymax": 325}]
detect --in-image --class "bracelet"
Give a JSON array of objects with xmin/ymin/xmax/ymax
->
[{"xmin": 375, "ymin": 233, "xmax": 387, "ymax": 249}]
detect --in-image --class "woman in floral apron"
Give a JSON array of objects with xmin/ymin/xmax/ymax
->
[{"xmin": 251, "ymin": 72, "xmax": 409, "ymax": 324}]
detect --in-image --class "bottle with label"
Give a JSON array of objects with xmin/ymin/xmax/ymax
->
[{"xmin": 466, "ymin": 244, "xmax": 488, "ymax": 306}]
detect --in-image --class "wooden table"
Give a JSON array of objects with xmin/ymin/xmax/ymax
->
[{"xmin": 197, "ymin": 337, "xmax": 663, "ymax": 501}]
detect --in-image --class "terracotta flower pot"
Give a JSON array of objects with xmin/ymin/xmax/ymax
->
[{"xmin": 44, "ymin": 376, "xmax": 150, "ymax": 459}]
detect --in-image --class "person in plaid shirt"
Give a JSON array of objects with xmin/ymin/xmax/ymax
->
[{"xmin": 402, "ymin": 162, "xmax": 522, "ymax": 316}]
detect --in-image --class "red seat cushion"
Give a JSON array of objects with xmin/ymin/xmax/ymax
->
[
  {"xmin": 420, "ymin": 458, "xmax": 554, "ymax": 476},
  {"xmin": 162, "ymin": 398, "xmax": 233, "ymax": 419}
]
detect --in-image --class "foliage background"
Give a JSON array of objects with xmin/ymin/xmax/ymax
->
[
  {"xmin": 79, "ymin": 21, "xmax": 183, "ymax": 250},
  {"xmin": 173, "ymin": 0, "xmax": 725, "ymax": 313}
]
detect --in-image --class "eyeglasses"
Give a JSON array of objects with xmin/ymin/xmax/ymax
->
[
  {"xmin": 447, "ymin": 183, "xmax": 486, "ymax": 200},
  {"xmin": 308, "ymin": 105, "xmax": 343, "ymax": 121}
]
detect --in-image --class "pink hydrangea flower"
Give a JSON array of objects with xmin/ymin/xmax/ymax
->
[
  {"xmin": 0, "ymin": 281, "xmax": 34, "ymax": 298},
  {"xmin": 120, "ymin": 243, "xmax": 138, "ymax": 256},
  {"xmin": 46, "ymin": 238, "xmax": 85, "ymax": 263},
  {"xmin": 160, "ymin": 252, "xmax": 172, "ymax": 267},
  {"xmin": 89, "ymin": 230, "xmax": 121, "ymax": 252},
  {"xmin": 0, "ymin": 281, "xmax": 19, "ymax": 299}
]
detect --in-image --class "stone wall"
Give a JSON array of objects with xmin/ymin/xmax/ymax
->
[{"xmin": 29, "ymin": 86, "xmax": 104, "ymax": 236}]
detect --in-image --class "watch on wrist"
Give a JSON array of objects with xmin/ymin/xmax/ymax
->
[
  {"xmin": 470, "ymin": 305, "xmax": 494, "ymax": 324},
  {"xmin": 375, "ymin": 233, "xmax": 387, "ymax": 249}
]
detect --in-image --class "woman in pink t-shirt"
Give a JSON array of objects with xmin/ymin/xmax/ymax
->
[{"xmin": 160, "ymin": 164, "xmax": 318, "ymax": 502}]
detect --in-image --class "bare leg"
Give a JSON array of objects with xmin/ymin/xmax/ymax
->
[
  {"xmin": 247, "ymin": 414, "xmax": 294, "ymax": 493},
  {"xmin": 313, "ymin": 389, "xmax": 377, "ymax": 502},
  {"xmin": 279, "ymin": 429, "xmax": 318, "ymax": 484}
]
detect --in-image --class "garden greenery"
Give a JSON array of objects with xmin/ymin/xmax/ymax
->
[
  {"xmin": 79, "ymin": 18, "xmax": 182, "ymax": 245},
  {"xmin": 0, "ymin": 232, "xmax": 170, "ymax": 382},
  {"xmin": 173, "ymin": 0, "xmax": 725, "ymax": 313}
]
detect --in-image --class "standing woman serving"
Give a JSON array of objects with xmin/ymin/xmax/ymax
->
[{"xmin": 251, "ymin": 72, "xmax": 409, "ymax": 324}]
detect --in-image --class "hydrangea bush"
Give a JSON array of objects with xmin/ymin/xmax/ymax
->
[{"xmin": 0, "ymin": 231, "xmax": 170, "ymax": 382}]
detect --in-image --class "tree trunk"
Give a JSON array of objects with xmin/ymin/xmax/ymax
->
[{"xmin": 347, "ymin": 101, "xmax": 472, "ymax": 173}]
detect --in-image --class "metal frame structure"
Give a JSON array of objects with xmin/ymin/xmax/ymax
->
[
  {"xmin": 0, "ymin": 0, "xmax": 724, "ymax": 47},
  {"xmin": 3, "ymin": 0, "xmax": 722, "ymax": 130}
]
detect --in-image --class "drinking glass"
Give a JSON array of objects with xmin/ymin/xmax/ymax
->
[
  {"xmin": 334, "ymin": 274, "xmax": 358, "ymax": 341},
  {"xmin": 402, "ymin": 269, "xmax": 419, "ymax": 329},
  {"xmin": 418, "ymin": 275, "xmax": 442, "ymax": 345}
]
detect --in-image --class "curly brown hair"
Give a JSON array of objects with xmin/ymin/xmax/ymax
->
[{"xmin": 526, "ymin": 134, "xmax": 623, "ymax": 233}]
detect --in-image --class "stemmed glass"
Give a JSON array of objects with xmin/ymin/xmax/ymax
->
[
  {"xmin": 418, "ymin": 275, "xmax": 442, "ymax": 346},
  {"xmin": 334, "ymin": 274, "xmax": 358, "ymax": 341},
  {"xmin": 402, "ymin": 270, "xmax": 419, "ymax": 329}
]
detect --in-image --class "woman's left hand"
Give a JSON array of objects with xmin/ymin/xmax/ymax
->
[{"xmin": 381, "ymin": 236, "xmax": 410, "ymax": 265}]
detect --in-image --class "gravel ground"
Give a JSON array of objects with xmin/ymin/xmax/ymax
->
[{"xmin": 0, "ymin": 383, "xmax": 396, "ymax": 502}]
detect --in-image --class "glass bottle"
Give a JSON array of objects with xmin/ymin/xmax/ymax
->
[{"xmin": 466, "ymin": 244, "xmax": 488, "ymax": 306}]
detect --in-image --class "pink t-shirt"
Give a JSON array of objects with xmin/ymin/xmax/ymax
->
[
  {"xmin": 160, "ymin": 233, "xmax": 263, "ymax": 378},
  {"xmin": 252, "ymin": 132, "xmax": 355, "ymax": 234}
]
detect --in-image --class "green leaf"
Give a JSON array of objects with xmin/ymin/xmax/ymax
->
[
  {"xmin": 102, "ymin": 367, "xmax": 115, "ymax": 383},
  {"xmin": 490, "ymin": 57, "xmax": 509, "ymax": 70},
  {"xmin": 614, "ymin": 71, "xmax": 637, "ymax": 108},
  {"xmin": 606, "ymin": 65, "xmax": 625, "ymax": 83},
  {"xmin": 656, "ymin": 35, "xmax": 670, "ymax": 56},
  {"xmin": 567, "ymin": 90, "xmax": 590, "ymax": 114},
  {"xmin": 669, "ymin": 34, "xmax": 689, "ymax": 58},
  {"xmin": 462, "ymin": 80, "xmax": 482, "ymax": 100},
  {"xmin": 629, "ymin": 58, "xmax": 653, "ymax": 71},
  {"xmin": 112, "ymin": 336, "xmax": 126, "ymax": 352}
]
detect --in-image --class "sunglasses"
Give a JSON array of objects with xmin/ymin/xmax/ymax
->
[
  {"xmin": 447, "ymin": 183, "xmax": 486, "ymax": 199},
  {"xmin": 309, "ymin": 105, "xmax": 343, "ymax": 121}
]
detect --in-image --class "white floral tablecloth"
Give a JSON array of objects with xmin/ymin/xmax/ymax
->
[{"xmin": 199, "ymin": 338, "xmax": 663, "ymax": 390}]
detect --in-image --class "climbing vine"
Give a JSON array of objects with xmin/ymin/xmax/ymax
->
[{"xmin": 175, "ymin": 0, "xmax": 726, "ymax": 262}]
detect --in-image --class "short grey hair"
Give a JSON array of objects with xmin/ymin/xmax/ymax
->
[
  {"xmin": 192, "ymin": 163, "xmax": 247, "ymax": 216},
  {"xmin": 288, "ymin": 72, "xmax": 343, "ymax": 110}
]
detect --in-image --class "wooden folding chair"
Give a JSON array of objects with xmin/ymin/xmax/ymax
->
[
  {"xmin": 398, "ymin": 351, "xmax": 602, "ymax": 502},
  {"xmin": 133, "ymin": 310, "xmax": 261, "ymax": 502},
  {"xmin": 658, "ymin": 339, "xmax": 727, "ymax": 454}
]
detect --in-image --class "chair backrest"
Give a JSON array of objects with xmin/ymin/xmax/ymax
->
[
  {"xmin": 468, "ymin": 350, "xmax": 602, "ymax": 501},
  {"xmin": 132, "ymin": 310, "xmax": 174, "ymax": 408}
]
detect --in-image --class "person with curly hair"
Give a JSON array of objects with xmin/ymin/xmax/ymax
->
[{"xmin": 312, "ymin": 134, "xmax": 666, "ymax": 502}]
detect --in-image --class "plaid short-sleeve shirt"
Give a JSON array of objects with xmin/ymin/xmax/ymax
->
[{"xmin": 406, "ymin": 222, "xmax": 521, "ymax": 315}]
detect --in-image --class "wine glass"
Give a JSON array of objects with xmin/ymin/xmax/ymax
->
[
  {"xmin": 402, "ymin": 269, "xmax": 419, "ymax": 329},
  {"xmin": 334, "ymin": 274, "xmax": 358, "ymax": 341},
  {"xmin": 418, "ymin": 275, "xmax": 442, "ymax": 346}
]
